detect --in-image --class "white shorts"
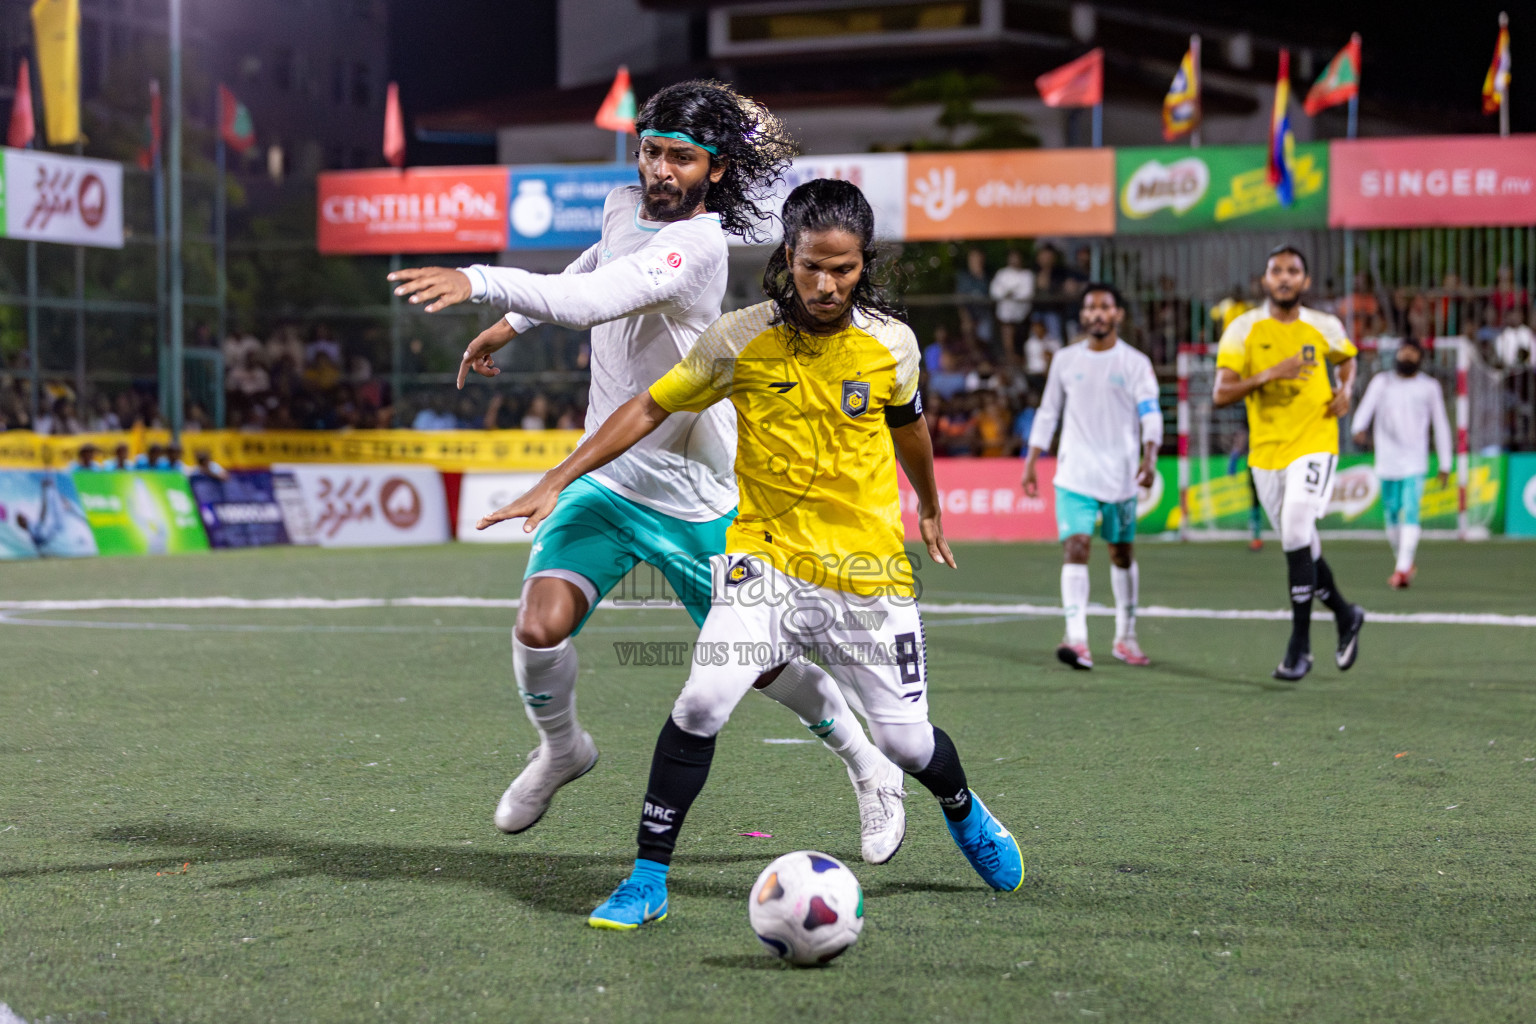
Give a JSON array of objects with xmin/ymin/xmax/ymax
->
[
  {"xmin": 1251, "ymin": 452, "xmax": 1335, "ymax": 547},
  {"xmin": 670, "ymin": 555, "xmax": 931, "ymax": 736}
]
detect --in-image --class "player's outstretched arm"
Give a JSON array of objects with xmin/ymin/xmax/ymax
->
[
  {"xmin": 890, "ymin": 419, "xmax": 957, "ymax": 570},
  {"xmin": 477, "ymin": 392, "xmax": 672, "ymax": 532},
  {"xmin": 388, "ymin": 267, "xmax": 473, "ymax": 312},
  {"xmin": 457, "ymin": 319, "xmax": 518, "ymax": 389}
]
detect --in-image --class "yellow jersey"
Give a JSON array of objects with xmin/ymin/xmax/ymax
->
[
  {"xmin": 648, "ymin": 300, "xmax": 921, "ymax": 597},
  {"xmin": 1215, "ymin": 303, "xmax": 1357, "ymax": 471}
]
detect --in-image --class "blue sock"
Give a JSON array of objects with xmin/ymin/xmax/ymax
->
[{"xmin": 632, "ymin": 858, "xmax": 669, "ymax": 885}]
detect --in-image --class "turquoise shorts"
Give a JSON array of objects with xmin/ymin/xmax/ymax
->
[
  {"xmin": 1380, "ymin": 475, "xmax": 1424, "ymax": 527},
  {"xmin": 1055, "ymin": 485, "xmax": 1138, "ymax": 544},
  {"xmin": 525, "ymin": 476, "xmax": 733, "ymax": 635}
]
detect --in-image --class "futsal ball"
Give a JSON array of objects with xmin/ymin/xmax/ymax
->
[{"xmin": 747, "ymin": 850, "xmax": 864, "ymax": 966}]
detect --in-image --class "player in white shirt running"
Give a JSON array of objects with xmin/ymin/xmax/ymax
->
[
  {"xmin": 1021, "ymin": 284, "xmax": 1163, "ymax": 669},
  {"xmin": 1351, "ymin": 339, "xmax": 1452, "ymax": 588},
  {"xmin": 388, "ymin": 82, "xmax": 906, "ymax": 864}
]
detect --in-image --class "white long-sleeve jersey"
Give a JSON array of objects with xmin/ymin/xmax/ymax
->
[
  {"xmin": 1027, "ymin": 338, "xmax": 1163, "ymax": 503},
  {"xmin": 463, "ymin": 187, "xmax": 736, "ymax": 521},
  {"xmin": 1351, "ymin": 370, "xmax": 1453, "ymax": 480}
]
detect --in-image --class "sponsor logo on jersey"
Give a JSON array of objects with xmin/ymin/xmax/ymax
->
[
  {"xmin": 724, "ymin": 556, "xmax": 762, "ymax": 587},
  {"xmin": 666, "ymin": 251, "xmax": 683, "ymax": 269},
  {"xmin": 841, "ymin": 380, "xmax": 871, "ymax": 418}
]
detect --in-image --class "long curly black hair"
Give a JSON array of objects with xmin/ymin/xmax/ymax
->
[
  {"xmin": 633, "ymin": 80, "xmax": 797, "ymax": 244},
  {"xmin": 761, "ymin": 178, "xmax": 905, "ymax": 357}
]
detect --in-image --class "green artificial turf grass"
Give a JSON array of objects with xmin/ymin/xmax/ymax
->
[{"xmin": 1, "ymin": 541, "xmax": 1533, "ymax": 1023}]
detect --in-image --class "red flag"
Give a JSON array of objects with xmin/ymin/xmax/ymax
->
[
  {"xmin": 1303, "ymin": 34, "xmax": 1362, "ymax": 116},
  {"xmin": 7, "ymin": 57, "xmax": 35, "ymax": 149},
  {"xmin": 218, "ymin": 83, "xmax": 255, "ymax": 153},
  {"xmin": 136, "ymin": 79, "xmax": 161, "ymax": 170},
  {"xmin": 594, "ymin": 66, "xmax": 636, "ymax": 133},
  {"xmin": 383, "ymin": 81, "xmax": 405, "ymax": 168},
  {"xmin": 1035, "ymin": 48, "xmax": 1103, "ymax": 108}
]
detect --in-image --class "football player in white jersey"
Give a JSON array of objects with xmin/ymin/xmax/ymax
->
[
  {"xmin": 389, "ymin": 81, "xmax": 906, "ymax": 864},
  {"xmin": 1351, "ymin": 339, "xmax": 1453, "ymax": 588},
  {"xmin": 1021, "ymin": 284, "xmax": 1163, "ymax": 670}
]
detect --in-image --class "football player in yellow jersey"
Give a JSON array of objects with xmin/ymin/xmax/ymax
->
[
  {"xmin": 481, "ymin": 179, "xmax": 1025, "ymax": 928},
  {"xmin": 1214, "ymin": 245, "xmax": 1366, "ymax": 681}
]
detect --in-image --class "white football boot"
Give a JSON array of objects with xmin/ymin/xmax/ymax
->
[
  {"xmin": 851, "ymin": 757, "xmax": 907, "ymax": 864},
  {"xmin": 494, "ymin": 730, "xmax": 599, "ymax": 834}
]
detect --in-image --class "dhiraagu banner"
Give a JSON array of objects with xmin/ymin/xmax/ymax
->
[
  {"xmin": 72, "ymin": 470, "xmax": 211, "ymax": 555},
  {"xmin": 1116, "ymin": 142, "xmax": 1328, "ymax": 234}
]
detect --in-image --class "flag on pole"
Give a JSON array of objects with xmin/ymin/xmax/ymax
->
[
  {"xmin": 1035, "ymin": 48, "xmax": 1104, "ymax": 107},
  {"xmin": 1482, "ymin": 15, "xmax": 1511, "ymax": 115},
  {"xmin": 218, "ymin": 84, "xmax": 255, "ymax": 154},
  {"xmin": 29, "ymin": 0, "xmax": 80, "ymax": 146},
  {"xmin": 136, "ymin": 79, "xmax": 161, "ymax": 170},
  {"xmin": 594, "ymin": 66, "xmax": 636, "ymax": 133},
  {"xmin": 1304, "ymin": 33, "xmax": 1362, "ymax": 116},
  {"xmin": 383, "ymin": 81, "xmax": 405, "ymax": 168},
  {"xmin": 8, "ymin": 58, "xmax": 35, "ymax": 149},
  {"xmin": 1269, "ymin": 49, "xmax": 1296, "ymax": 207},
  {"xmin": 1162, "ymin": 40, "xmax": 1200, "ymax": 140}
]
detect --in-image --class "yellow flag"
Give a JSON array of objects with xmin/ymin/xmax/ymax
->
[{"xmin": 30, "ymin": 0, "xmax": 80, "ymax": 146}]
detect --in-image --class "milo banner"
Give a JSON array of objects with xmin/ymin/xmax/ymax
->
[
  {"xmin": 1116, "ymin": 142, "xmax": 1328, "ymax": 234},
  {"xmin": 1137, "ymin": 455, "xmax": 1505, "ymax": 534},
  {"xmin": 0, "ymin": 470, "xmax": 98, "ymax": 559},
  {"xmin": 71, "ymin": 471, "xmax": 211, "ymax": 555}
]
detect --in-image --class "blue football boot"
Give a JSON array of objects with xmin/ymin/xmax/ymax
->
[
  {"xmin": 588, "ymin": 862, "xmax": 669, "ymax": 930},
  {"xmin": 944, "ymin": 792, "xmax": 1025, "ymax": 892}
]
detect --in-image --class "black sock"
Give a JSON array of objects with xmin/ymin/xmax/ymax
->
[
  {"xmin": 635, "ymin": 716, "xmax": 716, "ymax": 866},
  {"xmin": 1313, "ymin": 557, "xmax": 1353, "ymax": 621},
  {"xmin": 911, "ymin": 726, "xmax": 972, "ymax": 822},
  {"xmin": 1284, "ymin": 548, "xmax": 1315, "ymax": 660}
]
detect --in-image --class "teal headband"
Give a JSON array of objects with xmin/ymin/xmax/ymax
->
[{"xmin": 638, "ymin": 129, "xmax": 719, "ymax": 155}]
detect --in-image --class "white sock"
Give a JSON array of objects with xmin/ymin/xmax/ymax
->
[
  {"xmin": 758, "ymin": 658, "xmax": 884, "ymax": 780},
  {"xmin": 1385, "ymin": 524, "xmax": 1401, "ymax": 562},
  {"xmin": 511, "ymin": 634, "xmax": 581, "ymax": 752},
  {"xmin": 1110, "ymin": 562, "xmax": 1138, "ymax": 640},
  {"xmin": 1061, "ymin": 563, "xmax": 1090, "ymax": 645},
  {"xmin": 1397, "ymin": 524, "xmax": 1421, "ymax": 573}
]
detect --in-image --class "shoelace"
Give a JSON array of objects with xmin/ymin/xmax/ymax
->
[
  {"xmin": 858, "ymin": 784, "xmax": 905, "ymax": 835},
  {"xmin": 958, "ymin": 816, "xmax": 1004, "ymax": 871},
  {"xmin": 602, "ymin": 878, "xmax": 654, "ymax": 912}
]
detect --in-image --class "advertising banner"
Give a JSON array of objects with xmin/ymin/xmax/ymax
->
[
  {"xmin": 1504, "ymin": 453, "xmax": 1536, "ymax": 538},
  {"xmin": 1116, "ymin": 142, "xmax": 1328, "ymax": 234},
  {"xmin": 905, "ymin": 149, "xmax": 1115, "ymax": 239},
  {"xmin": 71, "ymin": 471, "xmax": 211, "ymax": 555},
  {"xmin": 737, "ymin": 152, "xmax": 909, "ymax": 245},
  {"xmin": 0, "ymin": 470, "xmax": 98, "ymax": 559},
  {"xmin": 1, "ymin": 147, "xmax": 124, "ymax": 248},
  {"xmin": 899, "ymin": 458, "xmax": 1055, "ymax": 542},
  {"xmin": 456, "ymin": 472, "xmax": 545, "ymax": 543},
  {"xmin": 189, "ymin": 472, "xmax": 291, "ymax": 549},
  {"xmin": 274, "ymin": 464, "xmax": 449, "ymax": 548},
  {"xmin": 317, "ymin": 167, "xmax": 510, "ymax": 254},
  {"xmin": 506, "ymin": 165, "xmax": 637, "ymax": 250},
  {"xmin": 1329, "ymin": 135, "xmax": 1536, "ymax": 228},
  {"xmin": 1139, "ymin": 454, "xmax": 1505, "ymax": 534}
]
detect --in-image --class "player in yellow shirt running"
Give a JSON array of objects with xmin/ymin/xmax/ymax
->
[
  {"xmin": 480, "ymin": 179, "xmax": 1025, "ymax": 928},
  {"xmin": 1213, "ymin": 245, "xmax": 1366, "ymax": 681}
]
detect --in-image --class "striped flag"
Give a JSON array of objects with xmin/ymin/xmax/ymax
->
[
  {"xmin": 1162, "ymin": 39, "xmax": 1200, "ymax": 141},
  {"xmin": 1268, "ymin": 49, "xmax": 1296, "ymax": 207},
  {"xmin": 1483, "ymin": 15, "xmax": 1511, "ymax": 115}
]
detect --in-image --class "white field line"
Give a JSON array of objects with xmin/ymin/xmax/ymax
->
[{"xmin": 0, "ymin": 596, "xmax": 1531, "ymax": 627}]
